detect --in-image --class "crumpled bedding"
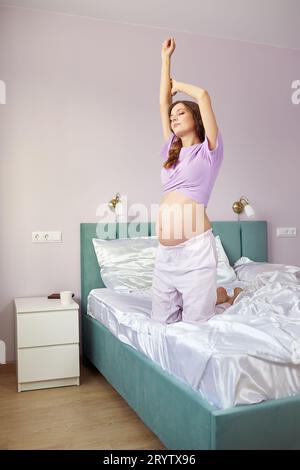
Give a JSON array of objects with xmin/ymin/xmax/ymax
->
[{"xmin": 87, "ymin": 269, "xmax": 300, "ymax": 409}]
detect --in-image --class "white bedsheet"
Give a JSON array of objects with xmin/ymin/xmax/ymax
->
[{"xmin": 87, "ymin": 273, "xmax": 300, "ymax": 409}]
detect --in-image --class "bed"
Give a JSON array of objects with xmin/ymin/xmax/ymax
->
[{"xmin": 80, "ymin": 220, "xmax": 300, "ymax": 449}]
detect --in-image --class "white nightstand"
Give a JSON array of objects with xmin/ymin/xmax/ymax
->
[{"xmin": 14, "ymin": 296, "xmax": 80, "ymax": 392}]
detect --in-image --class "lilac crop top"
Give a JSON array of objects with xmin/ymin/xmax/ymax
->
[{"xmin": 160, "ymin": 129, "xmax": 224, "ymax": 207}]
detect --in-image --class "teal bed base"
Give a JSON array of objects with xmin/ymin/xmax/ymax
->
[{"xmin": 81, "ymin": 221, "xmax": 300, "ymax": 449}]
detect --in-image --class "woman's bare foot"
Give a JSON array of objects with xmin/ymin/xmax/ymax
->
[
  {"xmin": 227, "ymin": 287, "xmax": 243, "ymax": 305},
  {"xmin": 216, "ymin": 287, "xmax": 230, "ymax": 305}
]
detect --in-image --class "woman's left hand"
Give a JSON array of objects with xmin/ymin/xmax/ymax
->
[{"xmin": 170, "ymin": 78, "xmax": 179, "ymax": 96}]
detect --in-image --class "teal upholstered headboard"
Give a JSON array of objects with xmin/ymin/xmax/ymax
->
[{"xmin": 80, "ymin": 221, "xmax": 268, "ymax": 315}]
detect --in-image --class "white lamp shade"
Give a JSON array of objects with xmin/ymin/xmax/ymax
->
[
  {"xmin": 244, "ymin": 203, "xmax": 255, "ymax": 218},
  {"xmin": 115, "ymin": 201, "xmax": 124, "ymax": 216}
]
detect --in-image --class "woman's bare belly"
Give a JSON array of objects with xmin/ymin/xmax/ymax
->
[{"xmin": 156, "ymin": 191, "xmax": 212, "ymax": 246}]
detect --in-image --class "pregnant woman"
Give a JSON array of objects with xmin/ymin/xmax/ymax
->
[{"xmin": 151, "ymin": 37, "xmax": 242, "ymax": 324}]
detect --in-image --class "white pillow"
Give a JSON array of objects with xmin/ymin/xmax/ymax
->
[
  {"xmin": 233, "ymin": 256, "xmax": 300, "ymax": 282},
  {"xmin": 92, "ymin": 236, "xmax": 159, "ymax": 291},
  {"xmin": 93, "ymin": 233, "xmax": 236, "ymax": 291},
  {"xmin": 214, "ymin": 235, "xmax": 237, "ymax": 284}
]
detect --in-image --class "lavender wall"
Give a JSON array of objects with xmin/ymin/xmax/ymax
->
[{"xmin": 0, "ymin": 6, "xmax": 299, "ymax": 361}]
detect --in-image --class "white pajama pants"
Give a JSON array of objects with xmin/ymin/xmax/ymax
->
[{"xmin": 151, "ymin": 228, "xmax": 218, "ymax": 324}]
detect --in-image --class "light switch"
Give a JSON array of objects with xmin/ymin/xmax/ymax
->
[
  {"xmin": 32, "ymin": 231, "xmax": 62, "ymax": 243},
  {"xmin": 276, "ymin": 227, "xmax": 297, "ymax": 237}
]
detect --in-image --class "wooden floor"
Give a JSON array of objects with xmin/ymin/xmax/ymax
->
[{"xmin": 0, "ymin": 362, "xmax": 164, "ymax": 450}]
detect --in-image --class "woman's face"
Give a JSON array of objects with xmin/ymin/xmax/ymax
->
[{"xmin": 169, "ymin": 104, "xmax": 195, "ymax": 136}]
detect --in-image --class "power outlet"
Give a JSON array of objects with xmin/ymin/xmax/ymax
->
[
  {"xmin": 32, "ymin": 231, "xmax": 62, "ymax": 243},
  {"xmin": 276, "ymin": 227, "xmax": 297, "ymax": 237}
]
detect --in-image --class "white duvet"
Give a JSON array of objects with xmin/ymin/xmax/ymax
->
[{"xmin": 87, "ymin": 266, "xmax": 300, "ymax": 409}]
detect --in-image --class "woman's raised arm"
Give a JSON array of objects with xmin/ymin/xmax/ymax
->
[
  {"xmin": 173, "ymin": 80, "xmax": 218, "ymax": 150},
  {"xmin": 160, "ymin": 37, "xmax": 175, "ymax": 104},
  {"xmin": 160, "ymin": 37, "xmax": 176, "ymax": 140}
]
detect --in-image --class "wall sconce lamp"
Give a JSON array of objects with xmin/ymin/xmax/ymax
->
[
  {"xmin": 232, "ymin": 196, "xmax": 255, "ymax": 218},
  {"xmin": 108, "ymin": 192, "xmax": 124, "ymax": 218}
]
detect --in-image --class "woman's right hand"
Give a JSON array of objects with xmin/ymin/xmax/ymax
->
[{"xmin": 161, "ymin": 37, "xmax": 176, "ymax": 59}]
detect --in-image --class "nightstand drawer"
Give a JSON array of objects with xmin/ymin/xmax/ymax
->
[
  {"xmin": 18, "ymin": 344, "xmax": 79, "ymax": 383},
  {"xmin": 17, "ymin": 310, "xmax": 79, "ymax": 347}
]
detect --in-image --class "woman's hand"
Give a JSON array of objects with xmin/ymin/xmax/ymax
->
[
  {"xmin": 170, "ymin": 78, "xmax": 178, "ymax": 96},
  {"xmin": 161, "ymin": 37, "xmax": 176, "ymax": 59}
]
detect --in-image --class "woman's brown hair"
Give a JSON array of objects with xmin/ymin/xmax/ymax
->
[{"xmin": 163, "ymin": 100, "xmax": 205, "ymax": 169}]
